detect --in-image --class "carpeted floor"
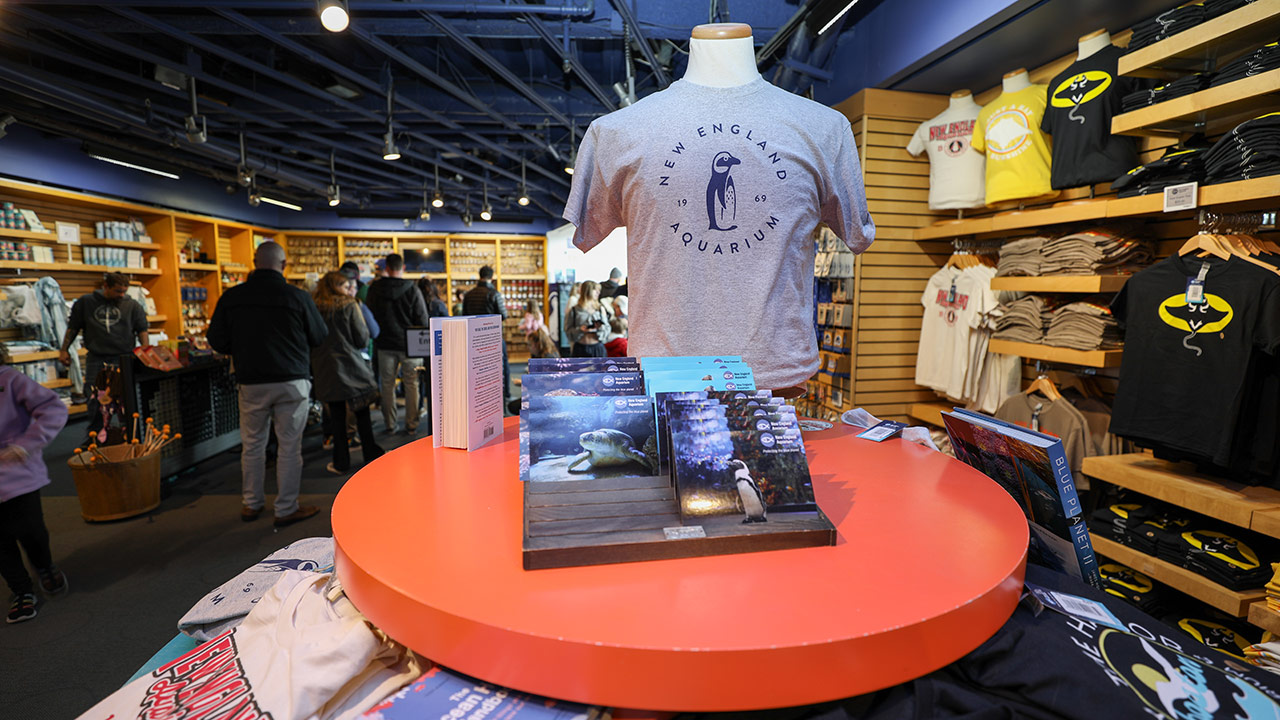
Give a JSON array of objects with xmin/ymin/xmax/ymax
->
[{"xmin": 1, "ymin": 367, "xmax": 522, "ymax": 719}]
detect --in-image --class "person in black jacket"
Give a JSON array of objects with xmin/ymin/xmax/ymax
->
[
  {"xmin": 416, "ymin": 277, "xmax": 450, "ymax": 435},
  {"xmin": 365, "ymin": 253, "xmax": 428, "ymax": 435},
  {"xmin": 207, "ymin": 242, "xmax": 327, "ymax": 528},
  {"xmin": 461, "ymin": 265, "xmax": 510, "ymax": 403}
]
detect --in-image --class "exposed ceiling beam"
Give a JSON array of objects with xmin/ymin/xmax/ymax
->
[
  {"xmin": 518, "ymin": 5, "xmax": 618, "ymax": 111},
  {"xmin": 606, "ymin": 0, "xmax": 669, "ymax": 89},
  {"xmin": 1, "ymin": 0, "xmax": 595, "ymax": 17}
]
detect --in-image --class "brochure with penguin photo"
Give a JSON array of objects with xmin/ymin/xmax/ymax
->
[
  {"xmin": 942, "ymin": 409, "xmax": 1101, "ymax": 589},
  {"xmin": 522, "ymin": 395, "xmax": 659, "ymax": 483}
]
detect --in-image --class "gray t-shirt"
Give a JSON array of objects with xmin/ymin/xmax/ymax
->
[{"xmin": 564, "ymin": 77, "xmax": 874, "ymax": 390}]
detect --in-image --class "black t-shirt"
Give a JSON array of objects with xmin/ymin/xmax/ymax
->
[
  {"xmin": 1110, "ymin": 254, "xmax": 1280, "ymax": 463},
  {"xmin": 1042, "ymin": 45, "xmax": 1144, "ymax": 190}
]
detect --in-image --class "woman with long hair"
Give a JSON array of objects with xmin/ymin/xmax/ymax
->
[
  {"xmin": 312, "ymin": 271, "xmax": 383, "ymax": 474},
  {"xmin": 566, "ymin": 280, "xmax": 611, "ymax": 358}
]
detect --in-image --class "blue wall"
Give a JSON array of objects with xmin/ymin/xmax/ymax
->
[{"xmin": 0, "ymin": 125, "xmax": 553, "ymax": 235}]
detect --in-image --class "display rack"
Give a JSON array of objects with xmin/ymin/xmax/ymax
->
[
  {"xmin": 1111, "ymin": 68, "xmax": 1280, "ymax": 136},
  {"xmin": 1118, "ymin": 0, "xmax": 1280, "ymax": 76},
  {"xmin": 988, "ymin": 275, "xmax": 1131, "ymax": 293},
  {"xmin": 986, "ymin": 340, "xmax": 1123, "ymax": 368},
  {"xmin": 907, "ymin": 401, "xmax": 951, "ymax": 427},
  {"xmin": 1248, "ymin": 603, "xmax": 1280, "ymax": 634},
  {"xmin": 1091, "ymin": 536, "xmax": 1265, "ymax": 616}
]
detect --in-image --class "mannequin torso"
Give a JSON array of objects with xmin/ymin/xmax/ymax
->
[
  {"xmin": 684, "ymin": 23, "xmax": 761, "ymax": 87},
  {"xmin": 1002, "ymin": 70, "xmax": 1031, "ymax": 93},
  {"xmin": 1077, "ymin": 29, "xmax": 1112, "ymax": 60}
]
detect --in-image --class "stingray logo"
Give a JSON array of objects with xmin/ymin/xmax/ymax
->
[
  {"xmin": 759, "ymin": 432, "xmax": 775, "ymax": 448},
  {"xmin": 1100, "ymin": 563, "xmax": 1153, "ymax": 594},
  {"xmin": 1099, "ymin": 629, "xmax": 1280, "ymax": 720},
  {"xmin": 1159, "ymin": 293, "xmax": 1233, "ymax": 356},
  {"xmin": 93, "ymin": 303, "xmax": 123, "ymax": 332},
  {"xmin": 1051, "ymin": 71, "xmax": 1113, "ymax": 108},
  {"xmin": 1178, "ymin": 619, "xmax": 1249, "ymax": 658},
  {"xmin": 255, "ymin": 558, "xmax": 321, "ymax": 573},
  {"xmin": 1182, "ymin": 529, "xmax": 1258, "ymax": 570},
  {"xmin": 602, "ymin": 375, "xmax": 615, "ymax": 387},
  {"xmin": 985, "ymin": 106, "xmax": 1035, "ymax": 158}
]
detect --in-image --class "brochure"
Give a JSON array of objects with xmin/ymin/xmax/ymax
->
[
  {"xmin": 522, "ymin": 395, "xmax": 658, "ymax": 483},
  {"xmin": 362, "ymin": 666, "xmax": 599, "ymax": 720}
]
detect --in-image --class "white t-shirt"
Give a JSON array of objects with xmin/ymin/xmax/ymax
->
[
  {"xmin": 564, "ymin": 77, "xmax": 875, "ymax": 390},
  {"xmin": 906, "ymin": 105, "xmax": 985, "ymax": 210},
  {"xmin": 916, "ymin": 266, "xmax": 993, "ymax": 400}
]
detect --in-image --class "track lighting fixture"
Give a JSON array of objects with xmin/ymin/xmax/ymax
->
[
  {"xmin": 185, "ymin": 77, "xmax": 207, "ymax": 144},
  {"xmin": 84, "ymin": 144, "xmax": 180, "ymax": 180},
  {"xmin": 480, "ymin": 180, "xmax": 492, "ymax": 222},
  {"xmin": 0, "ymin": 114, "xmax": 15, "ymax": 140},
  {"xmin": 419, "ymin": 184, "xmax": 431, "ymax": 220},
  {"xmin": 431, "ymin": 162, "xmax": 444, "ymax": 207},
  {"xmin": 462, "ymin": 194, "xmax": 473, "ymax": 227},
  {"xmin": 403, "ymin": 218, "xmax": 412, "ymax": 229},
  {"xmin": 517, "ymin": 159, "xmax": 530, "ymax": 206},
  {"xmin": 564, "ymin": 126, "xmax": 577, "ymax": 175},
  {"xmin": 236, "ymin": 132, "xmax": 254, "ymax": 187},
  {"xmin": 381, "ymin": 79, "xmax": 400, "ymax": 161},
  {"xmin": 317, "ymin": 0, "xmax": 349, "ymax": 33},
  {"xmin": 247, "ymin": 186, "xmax": 261, "ymax": 207},
  {"xmin": 327, "ymin": 150, "xmax": 341, "ymax": 207}
]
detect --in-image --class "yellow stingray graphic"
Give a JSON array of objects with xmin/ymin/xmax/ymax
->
[{"xmin": 1158, "ymin": 293, "xmax": 1233, "ymax": 334}]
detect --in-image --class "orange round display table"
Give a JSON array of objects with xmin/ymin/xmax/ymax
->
[{"xmin": 333, "ymin": 417, "xmax": 1028, "ymax": 712}]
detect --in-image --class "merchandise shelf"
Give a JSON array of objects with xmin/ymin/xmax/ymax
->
[
  {"xmin": 913, "ymin": 217, "xmax": 993, "ymax": 240},
  {"xmin": 1091, "ymin": 535, "xmax": 1265, "ymax": 616},
  {"xmin": 1249, "ymin": 509, "xmax": 1280, "ymax": 539},
  {"xmin": 148, "ymin": 315, "xmax": 167, "ymax": 323},
  {"xmin": 500, "ymin": 273, "xmax": 546, "ymax": 280},
  {"xmin": 10, "ymin": 348, "xmax": 86, "ymax": 364},
  {"xmin": 41, "ymin": 378, "xmax": 71, "ymax": 389},
  {"xmin": 1111, "ymin": 67, "xmax": 1280, "ymax": 136},
  {"xmin": 82, "ymin": 239, "xmax": 161, "ymax": 250},
  {"xmin": 1118, "ymin": 0, "xmax": 1280, "ymax": 76},
  {"xmin": 986, "ymin": 339, "xmax": 1123, "ymax": 367},
  {"xmin": 1082, "ymin": 453, "xmax": 1280, "ymax": 532},
  {"xmin": 988, "ymin": 275, "xmax": 1131, "ymax": 293},
  {"xmin": 1248, "ymin": 602, "xmax": 1280, "ymax": 634},
  {"xmin": 4, "ymin": 260, "xmax": 160, "ymax": 276},
  {"xmin": 178, "ymin": 262, "xmax": 218, "ymax": 271},
  {"xmin": 908, "ymin": 401, "xmax": 952, "ymax": 427},
  {"xmin": 0, "ymin": 228, "xmax": 55, "ymax": 241},
  {"xmin": 68, "ymin": 403, "xmax": 86, "ymax": 415},
  {"xmin": 988, "ymin": 200, "xmax": 1109, "ymax": 232}
]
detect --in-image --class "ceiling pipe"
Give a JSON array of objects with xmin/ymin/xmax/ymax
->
[
  {"xmin": 516, "ymin": 5, "xmax": 617, "ymax": 111},
  {"xmin": 2, "ymin": 0, "xmax": 595, "ymax": 16},
  {"xmin": 606, "ymin": 0, "xmax": 669, "ymax": 88}
]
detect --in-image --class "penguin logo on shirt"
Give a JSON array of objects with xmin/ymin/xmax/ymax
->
[{"xmin": 706, "ymin": 151, "xmax": 740, "ymax": 232}]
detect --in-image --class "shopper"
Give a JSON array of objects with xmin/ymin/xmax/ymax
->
[
  {"xmin": 365, "ymin": 253, "xmax": 428, "ymax": 435},
  {"xmin": 416, "ymin": 278, "xmax": 449, "ymax": 434},
  {"xmin": 207, "ymin": 242, "xmax": 327, "ymax": 528},
  {"xmin": 599, "ymin": 267, "xmax": 623, "ymax": 299},
  {"xmin": 566, "ymin": 280, "xmax": 611, "ymax": 358},
  {"xmin": 58, "ymin": 273, "xmax": 149, "ymax": 429},
  {"xmin": 461, "ymin": 265, "xmax": 510, "ymax": 403},
  {"xmin": 0, "ymin": 342, "xmax": 69, "ymax": 624},
  {"xmin": 605, "ymin": 317, "xmax": 628, "ymax": 357},
  {"xmin": 518, "ymin": 299, "xmax": 547, "ymax": 338},
  {"xmin": 311, "ymin": 272, "xmax": 384, "ymax": 475}
]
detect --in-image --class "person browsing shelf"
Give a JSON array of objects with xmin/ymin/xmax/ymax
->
[
  {"xmin": 365, "ymin": 253, "xmax": 428, "ymax": 436},
  {"xmin": 461, "ymin": 265, "xmax": 511, "ymax": 404},
  {"xmin": 567, "ymin": 280, "xmax": 612, "ymax": 358},
  {"xmin": 311, "ymin": 272, "xmax": 384, "ymax": 475},
  {"xmin": 58, "ymin": 273, "xmax": 149, "ymax": 424}
]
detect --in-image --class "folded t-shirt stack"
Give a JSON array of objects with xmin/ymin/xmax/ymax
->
[
  {"xmin": 1204, "ymin": 0, "xmax": 1259, "ymax": 21},
  {"xmin": 993, "ymin": 295, "xmax": 1049, "ymax": 343},
  {"xmin": 1211, "ymin": 41, "xmax": 1280, "ymax": 87},
  {"xmin": 1088, "ymin": 501, "xmax": 1191, "ymax": 557},
  {"xmin": 995, "ymin": 236, "xmax": 1045, "ymax": 277},
  {"xmin": 1120, "ymin": 73, "xmax": 1214, "ymax": 113},
  {"xmin": 1040, "ymin": 231, "xmax": 1153, "ymax": 275},
  {"xmin": 1098, "ymin": 561, "xmax": 1167, "ymax": 615},
  {"xmin": 1126, "ymin": 4, "xmax": 1207, "ymax": 53},
  {"xmin": 1111, "ymin": 146, "xmax": 1207, "ymax": 197},
  {"xmin": 1045, "ymin": 299, "xmax": 1123, "ymax": 351},
  {"xmin": 1204, "ymin": 112, "xmax": 1280, "ymax": 184}
]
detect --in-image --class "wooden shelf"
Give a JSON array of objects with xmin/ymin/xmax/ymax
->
[
  {"xmin": 914, "ymin": 217, "xmax": 992, "ymax": 240},
  {"xmin": 179, "ymin": 262, "xmax": 218, "ymax": 271},
  {"xmin": 1111, "ymin": 68, "xmax": 1280, "ymax": 136},
  {"xmin": 1092, "ymin": 536, "xmax": 1265, "ymax": 616},
  {"xmin": 987, "ymin": 339, "xmax": 1123, "ymax": 367},
  {"xmin": 1119, "ymin": 0, "xmax": 1280, "ymax": 76},
  {"xmin": 1082, "ymin": 453, "xmax": 1280, "ymax": 531},
  {"xmin": 908, "ymin": 401, "xmax": 952, "ymax": 427},
  {"xmin": 148, "ymin": 314, "xmax": 167, "ymax": 323},
  {"xmin": 500, "ymin": 274, "xmax": 546, "ymax": 280},
  {"xmin": 988, "ymin": 200, "xmax": 1109, "ymax": 231},
  {"xmin": 68, "ymin": 403, "xmax": 87, "ymax": 416},
  {"xmin": 989, "ymin": 275, "xmax": 1130, "ymax": 293},
  {"xmin": 41, "ymin": 378, "xmax": 71, "ymax": 389},
  {"xmin": 4, "ymin": 260, "xmax": 160, "ymax": 275},
  {"xmin": 10, "ymin": 348, "xmax": 86, "ymax": 364},
  {"xmin": 0, "ymin": 228, "xmax": 55, "ymax": 240},
  {"xmin": 1248, "ymin": 601, "xmax": 1280, "ymax": 634},
  {"xmin": 82, "ymin": 239, "xmax": 160, "ymax": 250},
  {"xmin": 1249, "ymin": 508, "xmax": 1280, "ymax": 539}
]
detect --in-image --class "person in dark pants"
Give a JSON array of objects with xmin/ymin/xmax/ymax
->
[
  {"xmin": 416, "ymin": 277, "xmax": 450, "ymax": 434},
  {"xmin": 58, "ymin": 273, "xmax": 149, "ymax": 437},
  {"xmin": 310, "ymin": 272, "xmax": 384, "ymax": 475},
  {"xmin": 566, "ymin": 280, "xmax": 612, "ymax": 358},
  {"xmin": 365, "ymin": 254, "xmax": 428, "ymax": 435},
  {"xmin": 461, "ymin": 265, "xmax": 511, "ymax": 402},
  {"xmin": 0, "ymin": 342, "xmax": 70, "ymax": 623}
]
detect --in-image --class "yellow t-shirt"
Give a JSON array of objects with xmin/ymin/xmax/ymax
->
[{"xmin": 971, "ymin": 85, "xmax": 1056, "ymax": 205}]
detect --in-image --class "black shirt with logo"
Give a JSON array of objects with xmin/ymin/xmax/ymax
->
[
  {"xmin": 1042, "ymin": 45, "xmax": 1144, "ymax": 190},
  {"xmin": 1109, "ymin": 254, "xmax": 1280, "ymax": 464}
]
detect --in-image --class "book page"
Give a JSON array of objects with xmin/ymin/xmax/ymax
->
[{"xmin": 465, "ymin": 315, "xmax": 504, "ymax": 451}]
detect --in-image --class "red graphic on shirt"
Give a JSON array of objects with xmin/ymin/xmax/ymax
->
[
  {"xmin": 140, "ymin": 630, "xmax": 272, "ymax": 720},
  {"xmin": 929, "ymin": 119, "xmax": 975, "ymax": 158},
  {"xmin": 934, "ymin": 289, "xmax": 970, "ymax": 326}
]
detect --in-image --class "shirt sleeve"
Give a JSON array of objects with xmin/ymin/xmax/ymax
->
[
  {"xmin": 359, "ymin": 302, "xmax": 379, "ymax": 339},
  {"xmin": 1109, "ymin": 282, "xmax": 1130, "ymax": 328},
  {"xmin": 820, "ymin": 123, "xmax": 875, "ymax": 254},
  {"xmin": 67, "ymin": 297, "xmax": 85, "ymax": 334},
  {"xmin": 302, "ymin": 294, "xmax": 329, "ymax": 349},
  {"xmin": 906, "ymin": 122, "xmax": 927, "ymax": 156},
  {"xmin": 8, "ymin": 372, "xmax": 68, "ymax": 455},
  {"xmin": 132, "ymin": 301, "xmax": 148, "ymax": 338},
  {"xmin": 1256, "ymin": 283, "xmax": 1280, "ymax": 354},
  {"xmin": 562, "ymin": 122, "xmax": 624, "ymax": 253},
  {"xmin": 970, "ymin": 117, "xmax": 986, "ymax": 155}
]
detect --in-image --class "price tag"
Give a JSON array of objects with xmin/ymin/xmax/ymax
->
[
  {"xmin": 857, "ymin": 420, "xmax": 906, "ymax": 442},
  {"xmin": 1163, "ymin": 181, "xmax": 1198, "ymax": 213},
  {"xmin": 1024, "ymin": 581, "xmax": 1126, "ymax": 630},
  {"xmin": 947, "ymin": 281, "xmax": 957, "ymax": 304},
  {"xmin": 1186, "ymin": 263, "xmax": 1209, "ymax": 305},
  {"xmin": 664, "ymin": 526, "xmax": 706, "ymax": 540}
]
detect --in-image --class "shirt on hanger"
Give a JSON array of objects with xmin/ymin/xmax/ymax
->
[
  {"xmin": 906, "ymin": 104, "xmax": 986, "ymax": 210},
  {"xmin": 1110, "ymin": 254, "xmax": 1280, "ymax": 464},
  {"xmin": 916, "ymin": 266, "xmax": 988, "ymax": 398},
  {"xmin": 995, "ymin": 393, "xmax": 1091, "ymax": 487},
  {"xmin": 564, "ymin": 77, "xmax": 875, "ymax": 390},
  {"xmin": 971, "ymin": 85, "xmax": 1056, "ymax": 205},
  {"xmin": 1041, "ymin": 45, "xmax": 1144, "ymax": 190}
]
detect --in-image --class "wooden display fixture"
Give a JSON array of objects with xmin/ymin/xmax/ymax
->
[
  {"xmin": 989, "ymin": 275, "xmax": 1130, "ymax": 293},
  {"xmin": 908, "ymin": 401, "xmax": 952, "ymax": 427},
  {"xmin": 1111, "ymin": 68, "xmax": 1280, "ymax": 136},
  {"xmin": 5, "ymin": 260, "xmax": 161, "ymax": 276},
  {"xmin": 41, "ymin": 378, "xmax": 71, "ymax": 389},
  {"xmin": 178, "ymin": 262, "xmax": 217, "ymax": 271},
  {"xmin": 914, "ymin": 217, "xmax": 992, "ymax": 240},
  {"xmin": 987, "ymin": 339, "xmax": 1123, "ymax": 368},
  {"xmin": 81, "ymin": 239, "xmax": 161, "ymax": 250},
  {"xmin": 988, "ymin": 199, "xmax": 1108, "ymax": 231},
  {"xmin": 1249, "ymin": 509, "xmax": 1280, "ymax": 539},
  {"xmin": 148, "ymin": 314, "xmax": 167, "ymax": 323},
  {"xmin": 0, "ymin": 228, "xmax": 56, "ymax": 241},
  {"xmin": 523, "ymin": 475, "xmax": 836, "ymax": 570},
  {"xmin": 1091, "ymin": 536, "xmax": 1265, "ymax": 616},
  {"xmin": 1248, "ymin": 601, "xmax": 1280, "ymax": 634},
  {"xmin": 1119, "ymin": 0, "xmax": 1280, "ymax": 76},
  {"xmin": 1082, "ymin": 454, "xmax": 1280, "ymax": 531}
]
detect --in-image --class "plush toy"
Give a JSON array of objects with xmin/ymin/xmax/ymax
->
[{"xmin": 87, "ymin": 365, "xmax": 129, "ymax": 446}]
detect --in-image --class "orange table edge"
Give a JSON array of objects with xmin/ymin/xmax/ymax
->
[{"xmin": 333, "ymin": 417, "xmax": 1028, "ymax": 712}]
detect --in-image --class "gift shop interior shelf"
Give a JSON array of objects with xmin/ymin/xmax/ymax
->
[
  {"xmin": 985, "ymin": 340, "xmax": 1123, "ymax": 368},
  {"xmin": 5, "ymin": 260, "xmax": 161, "ymax": 276},
  {"xmin": 1248, "ymin": 603, "xmax": 1280, "ymax": 634},
  {"xmin": 907, "ymin": 401, "xmax": 952, "ymax": 428},
  {"xmin": 1119, "ymin": 0, "xmax": 1280, "ymax": 77},
  {"xmin": 988, "ymin": 276, "xmax": 1131, "ymax": 293},
  {"xmin": 1090, "ymin": 536, "xmax": 1265, "ymax": 616},
  {"xmin": 1111, "ymin": 68, "xmax": 1280, "ymax": 136},
  {"xmin": 81, "ymin": 239, "xmax": 161, "ymax": 250}
]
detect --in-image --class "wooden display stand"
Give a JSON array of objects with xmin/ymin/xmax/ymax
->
[
  {"xmin": 333, "ymin": 417, "xmax": 1029, "ymax": 712},
  {"xmin": 66, "ymin": 443, "xmax": 161, "ymax": 521}
]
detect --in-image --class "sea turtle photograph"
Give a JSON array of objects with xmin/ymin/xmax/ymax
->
[{"xmin": 525, "ymin": 395, "xmax": 658, "ymax": 482}]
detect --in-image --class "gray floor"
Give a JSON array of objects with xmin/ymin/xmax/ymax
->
[{"xmin": 0, "ymin": 378, "xmax": 512, "ymax": 720}]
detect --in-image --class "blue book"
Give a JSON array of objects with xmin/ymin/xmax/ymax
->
[
  {"xmin": 362, "ymin": 666, "xmax": 598, "ymax": 719},
  {"xmin": 941, "ymin": 409, "xmax": 1101, "ymax": 589}
]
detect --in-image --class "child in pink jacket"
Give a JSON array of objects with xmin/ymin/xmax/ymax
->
[{"xmin": 0, "ymin": 342, "xmax": 69, "ymax": 623}]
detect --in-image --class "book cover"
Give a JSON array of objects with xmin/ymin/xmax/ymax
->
[
  {"xmin": 362, "ymin": 666, "xmax": 597, "ymax": 720},
  {"xmin": 942, "ymin": 410, "xmax": 1101, "ymax": 588},
  {"xmin": 527, "ymin": 357, "xmax": 640, "ymax": 373},
  {"xmin": 523, "ymin": 395, "xmax": 658, "ymax": 483},
  {"xmin": 430, "ymin": 315, "xmax": 504, "ymax": 451},
  {"xmin": 519, "ymin": 371, "xmax": 647, "ymax": 481}
]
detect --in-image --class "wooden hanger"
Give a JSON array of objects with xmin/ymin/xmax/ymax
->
[
  {"xmin": 1023, "ymin": 374, "xmax": 1062, "ymax": 401},
  {"xmin": 1178, "ymin": 232, "xmax": 1232, "ymax": 260}
]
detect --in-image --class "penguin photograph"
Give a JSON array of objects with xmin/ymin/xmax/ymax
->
[
  {"xmin": 706, "ymin": 151, "xmax": 740, "ymax": 231},
  {"xmin": 731, "ymin": 459, "xmax": 768, "ymax": 524}
]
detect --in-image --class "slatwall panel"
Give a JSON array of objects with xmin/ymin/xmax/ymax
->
[{"xmin": 833, "ymin": 89, "xmax": 951, "ymax": 422}]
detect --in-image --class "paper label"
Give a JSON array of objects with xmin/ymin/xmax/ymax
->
[
  {"xmin": 1163, "ymin": 181, "xmax": 1198, "ymax": 213},
  {"xmin": 55, "ymin": 221, "xmax": 80, "ymax": 245},
  {"xmin": 664, "ymin": 526, "xmax": 706, "ymax": 540},
  {"xmin": 1024, "ymin": 581, "xmax": 1125, "ymax": 630},
  {"xmin": 857, "ymin": 420, "xmax": 906, "ymax": 442}
]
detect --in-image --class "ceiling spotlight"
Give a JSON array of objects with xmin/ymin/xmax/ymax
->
[
  {"xmin": 403, "ymin": 218, "xmax": 412, "ymax": 229},
  {"xmin": 0, "ymin": 114, "xmax": 15, "ymax": 140},
  {"xmin": 517, "ymin": 159, "xmax": 530, "ymax": 206},
  {"xmin": 517, "ymin": 192, "xmax": 530, "ymax": 206},
  {"xmin": 381, "ymin": 78, "xmax": 400, "ymax": 160},
  {"xmin": 327, "ymin": 150, "xmax": 341, "ymax": 206},
  {"xmin": 419, "ymin": 184, "xmax": 431, "ymax": 220},
  {"xmin": 462, "ymin": 211, "xmax": 473, "ymax": 227},
  {"xmin": 236, "ymin": 132, "xmax": 254, "ymax": 186},
  {"xmin": 431, "ymin": 162, "xmax": 444, "ymax": 207},
  {"xmin": 462, "ymin": 193, "xmax": 472, "ymax": 226},
  {"xmin": 480, "ymin": 180, "xmax": 492, "ymax": 221},
  {"xmin": 318, "ymin": 0, "xmax": 350, "ymax": 33},
  {"xmin": 184, "ymin": 77, "xmax": 207, "ymax": 144},
  {"xmin": 247, "ymin": 188, "xmax": 261, "ymax": 207}
]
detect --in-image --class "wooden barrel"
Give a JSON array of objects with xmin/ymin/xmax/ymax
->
[{"xmin": 66, "ymin": 444, "xmax": 162, "ymax": 522}]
